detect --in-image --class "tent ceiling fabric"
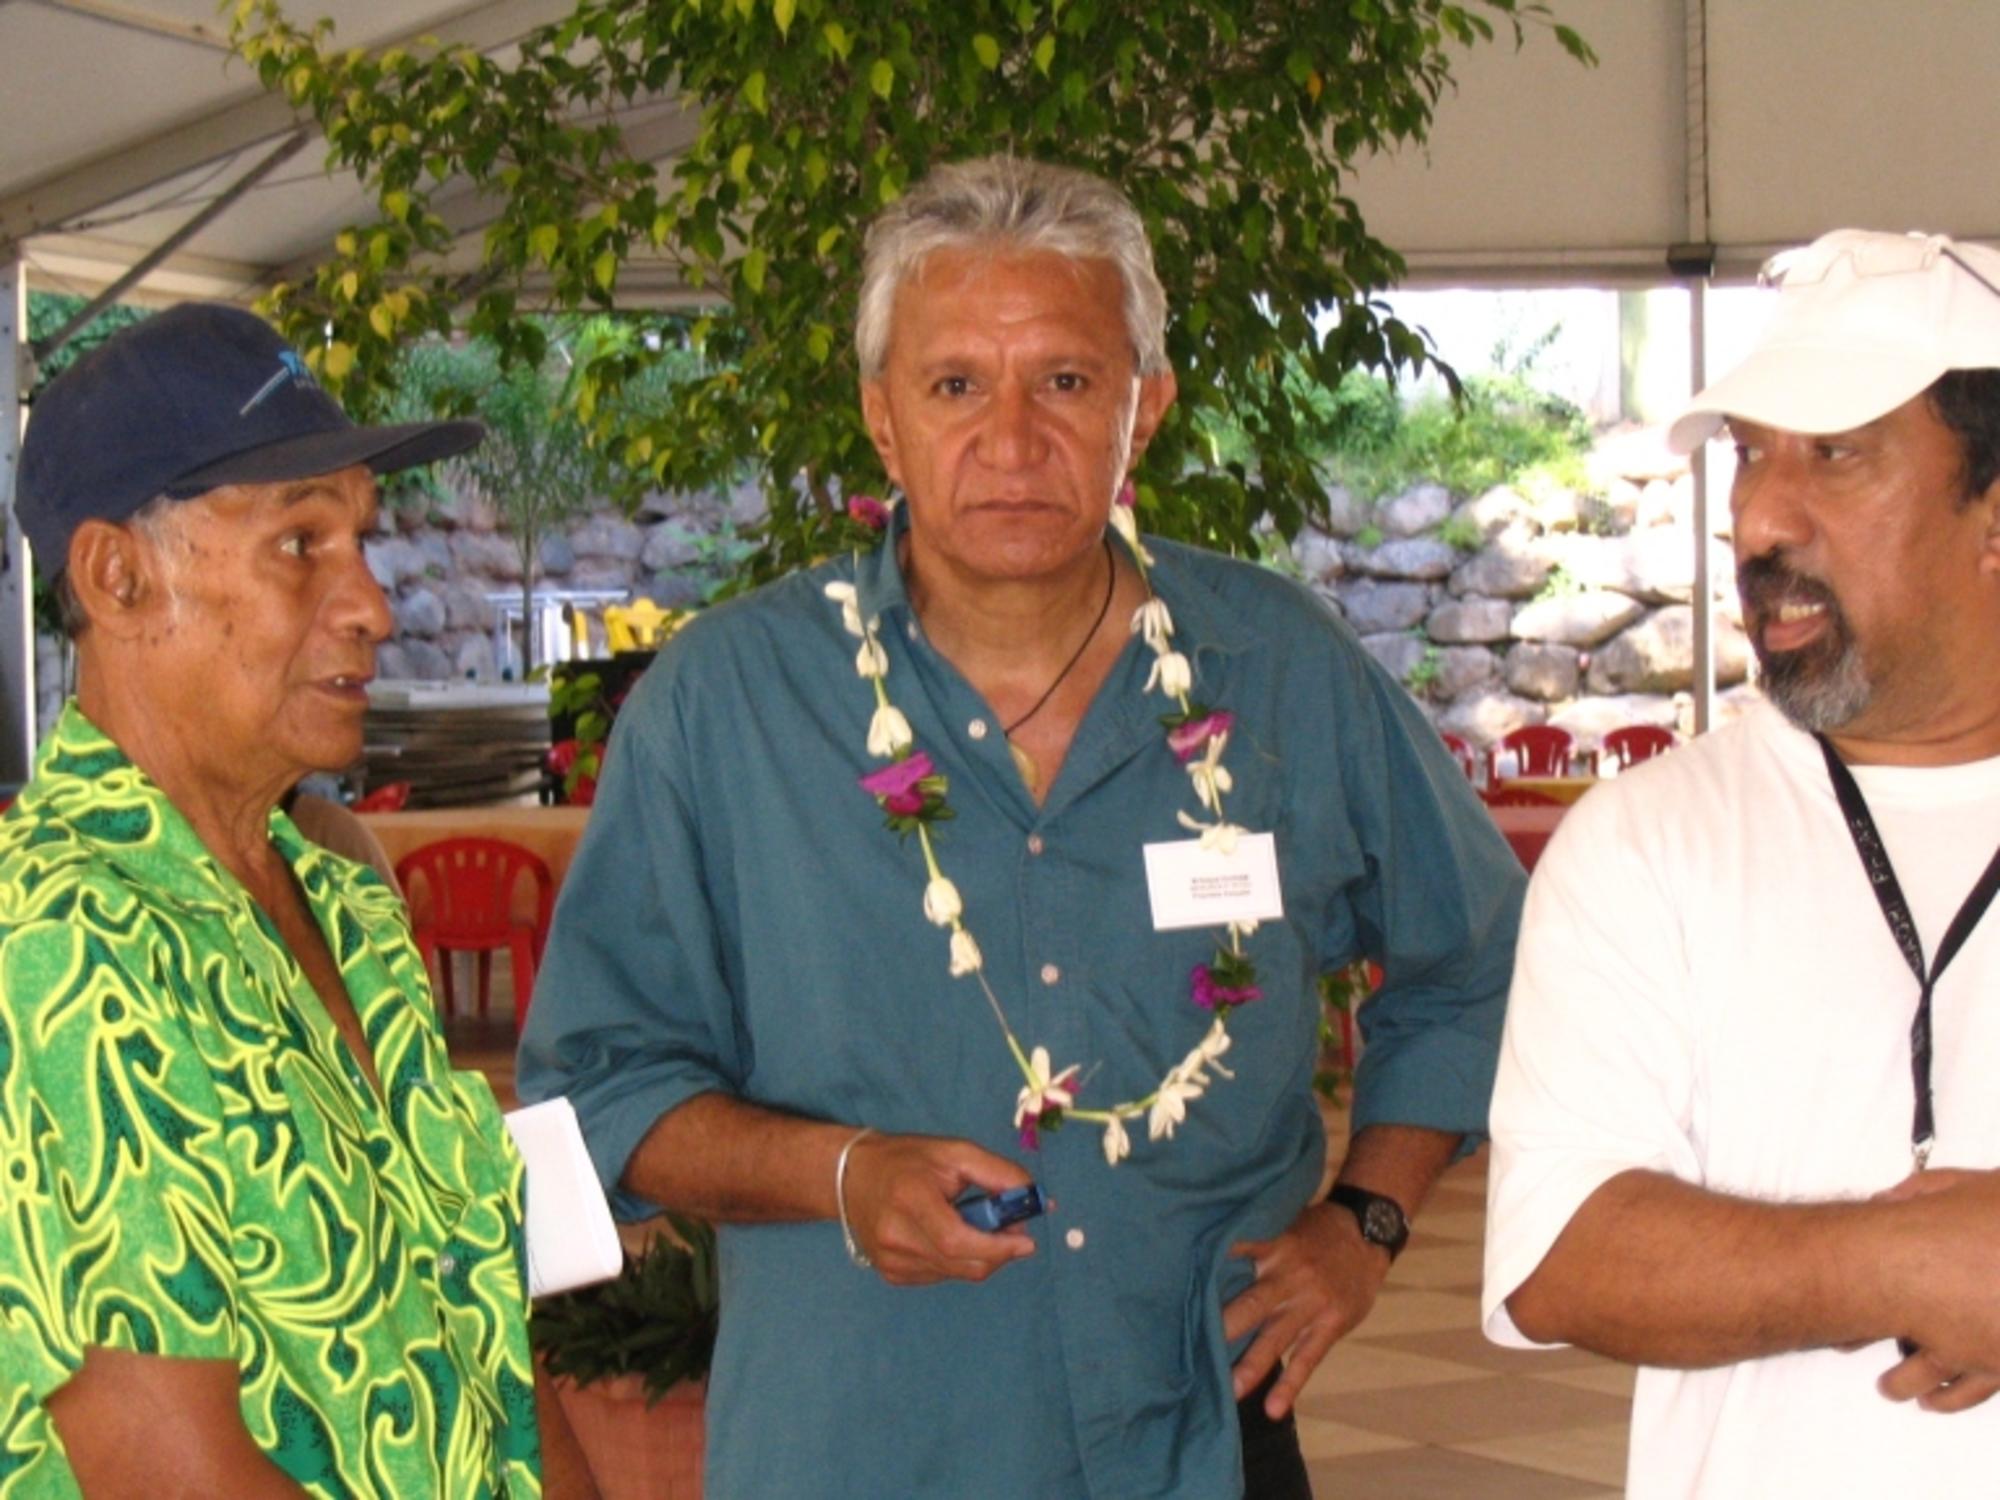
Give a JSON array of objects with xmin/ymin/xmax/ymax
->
[{"xmin": 4, "ymin": 0, "xmax": 2000, "ymax": 310}]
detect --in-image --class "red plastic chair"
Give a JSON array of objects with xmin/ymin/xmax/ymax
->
[
  {"xmin": 1438, "ymin": 732, "xmax": 1479, "ymax": 783},
  {"xmin": 394, "ymin": 837, "xmax": 553, "ymax": 1029},
  {"xmin": 1488, "ymin": 724, "xmax": 1576, "ymax": 781},
  {"xmin": 1601, "ymin": 724, "xmax": 1678, "ymax": 769}
]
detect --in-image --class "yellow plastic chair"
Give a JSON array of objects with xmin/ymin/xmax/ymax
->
[{"xmin": 604, "ymin": 597, "xmax": 675, "ymax": 652}]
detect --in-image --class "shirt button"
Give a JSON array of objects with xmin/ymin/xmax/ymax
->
[
  {"xmin": 1027, "ymin": 834, "xmax": 1045, "ymax": 855},
  {"xmin": 1065, "ymin": 1228, "xmax": 1086, "ymax": 1251},
  {"xmin": 968, "ymin": 718, "xmax": 989, "ymax": 740},
  {"xmin": 1040, "ymin": 963, "xmax": 1061, "ymax": 985},
  {"xmin": 437, "ymin": 1252, "xmax": 458, "ymax": 1276}
]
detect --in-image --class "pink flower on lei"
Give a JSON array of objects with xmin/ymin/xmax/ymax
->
[
  {"xmin": 1167, "ymin": 710, "xmax": 1234, "ymax": 765},
  {"xmin": 858, "ymin": 750, "xmax": 934, "ymax": 817}
]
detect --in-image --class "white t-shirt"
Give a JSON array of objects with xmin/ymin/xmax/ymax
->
[{"xmin": 1484, "ymin": 701, "xmax": 2000, "ymax": 1498}]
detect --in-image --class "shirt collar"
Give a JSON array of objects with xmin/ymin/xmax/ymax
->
[
  {"xmin": 850, "ymin": 500, "xmax": 1251, "ymax": 659},
  {"xmin": 26, "ymin": 701, "xmax": 358, "ymax": 919}
]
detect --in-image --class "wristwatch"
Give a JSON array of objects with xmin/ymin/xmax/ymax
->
[{"xmin": 1326, "ymin": 1184, "xmax": 1410, "ymax": 1262}]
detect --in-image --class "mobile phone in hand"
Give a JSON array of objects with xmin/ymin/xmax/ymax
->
[{"xmin": 957, "ymin": 1184, "xmax": 1048, "ymax": 1232}]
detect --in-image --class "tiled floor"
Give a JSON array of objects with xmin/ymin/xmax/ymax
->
[
  {"xmin": 1296, "ymin": 1113, "xmax": 1631, "ymax": 1498},
  {"xmin": 448, "ymin": 1002, "xmax": 1632, "ymax": 1498}
]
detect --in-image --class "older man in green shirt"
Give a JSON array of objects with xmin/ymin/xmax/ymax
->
[
  {"xmin": 0, "ymin": 305, "xmax": 590, "ymax": 1497},
  {"xmin": 522, "ymin": 156, "xmax": 1522, "ymax": 1497}
]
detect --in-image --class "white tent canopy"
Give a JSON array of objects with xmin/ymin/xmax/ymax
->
[{"xmin": 6, "ymin": 0, "xmax": 2000, "ymax": 779}]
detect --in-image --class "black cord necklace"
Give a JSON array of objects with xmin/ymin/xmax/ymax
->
[{"xmin": 1003, "ymin": 536, "xmax": 1117, "ymax": 737}]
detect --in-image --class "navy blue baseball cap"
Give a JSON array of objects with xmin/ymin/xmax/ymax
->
[{"xmin": 16, "ymin": 302, "xmax": 483, "ymax": 580}]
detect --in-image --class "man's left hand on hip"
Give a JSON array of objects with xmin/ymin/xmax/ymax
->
[{"xmin": 1222, "ymin": 1200, "xmax": 1394, "ymax": 1421}]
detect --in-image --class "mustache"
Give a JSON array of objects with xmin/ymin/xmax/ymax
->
[{"xmin": 1738, "ymin": 554, "xmax": 1840, "ymax": 620}]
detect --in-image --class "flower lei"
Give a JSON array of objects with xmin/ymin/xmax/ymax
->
[{"xmin": 827, "ymin": 486, "xmax": 1262, "ymax": 1167}]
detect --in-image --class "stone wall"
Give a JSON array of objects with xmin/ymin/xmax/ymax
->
[
  {"xmin": 361, "ymin": 479, "xmax": 766, "ymax": 681},
  {"xmin": 1293, "ymin": 428, "xmax": 1760, "ymax": 751}
]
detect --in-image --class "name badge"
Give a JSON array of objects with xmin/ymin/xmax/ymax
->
[{"xmin": 1142, "ymin": 832, "xmax": 1284, "ymax": 931}]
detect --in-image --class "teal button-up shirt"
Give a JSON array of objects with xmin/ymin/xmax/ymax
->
[{"xmin": 520, "ymin": 520, "xmax": 1522, "ymax": 1498}]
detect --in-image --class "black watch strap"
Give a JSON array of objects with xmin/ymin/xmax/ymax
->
[{"xmin": 1326, "ymin": 1183, "xmax": 1410, "ymax": 1261}]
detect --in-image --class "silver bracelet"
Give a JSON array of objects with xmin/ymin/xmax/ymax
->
[{"xmin": 834, "ymin": 1126, "xmax": 876, "ymax": 1269}]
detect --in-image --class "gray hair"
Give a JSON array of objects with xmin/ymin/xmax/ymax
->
[
  {"xmin": 856, "ymin": 155, "xmax": 1169, "ymax": 380},
  {"xmin": 57, "ymin": 494, "xmax": 190, "ymax": 640}
]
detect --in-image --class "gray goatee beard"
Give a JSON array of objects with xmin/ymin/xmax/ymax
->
[{"xmin": 1737, "ymin": 553, "xmax": 1873, "ymax": 733}]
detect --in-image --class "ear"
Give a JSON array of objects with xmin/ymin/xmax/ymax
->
[
  {"xmin": 1982, "ymin": 473, "xmax": 2000, "ymax": 579},
  {"xmin": 66, "ymin": 520, "xmax": 163, "ymax": 640},
  {"xmin": 860, "ymin": 380, "xmax": 905, "ymax": 492},
  {"xmin": 1127, "ymin": 369, "xmax": 1179, "ymax": 465}
]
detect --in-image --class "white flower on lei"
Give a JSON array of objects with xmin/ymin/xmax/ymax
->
[
  {"xmin": 823, "ymin": 581, "xmax": 865, "ymax": 638},
  {"xmin": 948, "ymin": 928, "xmax": 984, "ymax": 976},
  {"xmin": 855, "ymin": 637, "xmax": 890, "ymax": 679},
  {"xmin": 1145, "ymin": 650, "xmax": 1192, "ymax": 698},
  {"xmin": 922, "ymin": 876, "xmax": 963, "ymax": 927},
  {"xmin": 1107, "ymin": 504, "xmax": 1154, "ymax": 564},
  {"xmin": 1130, "ymin": 598, "xmax": 1174, "ymax": 653},
  {"xmin": 1187, "ymin": 738, "xmax": 1234, "ymax": 812},
  {"xmin": 1147, "ymin": 1072, "xmax": 1204, "ymax": 1141},
  {"xmin": 1101, "ymin": 1114, "xmax": 1132, "ymax": 1166},
  {"xmin": 866, "ymin": 704, "xmax": 913, "ymax": 759},
  {"xmin": 1147, "ymin": 1021, "xmax": 1236, "ymax": 1141},
  {"xmin": 1014, "ymin": 1046, "xmax": 1081, "ymax": 1129},
  {"xmin": 1174, "ymin": 810, "xmax": 1246, "ymax": 853}
]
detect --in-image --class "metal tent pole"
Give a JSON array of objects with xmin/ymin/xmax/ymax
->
[{"xmin": 1, "ymin": 256, "xmax": 34, "ymax": 782}]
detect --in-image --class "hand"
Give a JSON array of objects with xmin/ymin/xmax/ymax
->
[
  {"xmin": 1223, "ymin": 1201, "xmax": 1393, "ymax": 1421},
  {"xmin": 841, "ymin": 1132, "xmax": 1036, "ymax": 1286},
  {"xmin": 1866, "ymin": 1167, "xmax": 2000, "ymax": 1412}
]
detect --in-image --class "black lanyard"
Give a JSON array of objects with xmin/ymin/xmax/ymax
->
[{"xmin": 1816, "ymin": 735, "xmax": 2000, "ymax": 1167}]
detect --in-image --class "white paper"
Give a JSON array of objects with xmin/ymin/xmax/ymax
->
[
  {"xmin": 1141, "ymin": 832, "xmax": 1285, "ymax": 931},
  {"xmin": 504, "ymin": 1097, "xmax": 623, "ymax": 1299}
]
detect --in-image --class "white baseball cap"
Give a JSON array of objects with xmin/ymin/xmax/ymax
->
[{"xmin": 1668, "ymin": 229, "xmax": 2000, "ymax": 454}]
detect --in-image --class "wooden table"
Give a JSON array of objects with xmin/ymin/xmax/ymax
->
[
  {"xmin": 1486, "ymin": 803, "xmax": 1569, "ymax": 874},
  {"xmin": 1493, "ymin": 775, "xmax": 1598, "ymax": 806}
]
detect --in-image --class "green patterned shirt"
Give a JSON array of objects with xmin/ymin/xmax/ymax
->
[{"xmin": 0, "ymin": 705, "xmax": 542, "ymax": 1498}]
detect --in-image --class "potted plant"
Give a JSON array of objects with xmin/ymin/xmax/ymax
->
[{"xmin": 532, "ymin": 1215, "xmax": 718, "ymax": 1499}]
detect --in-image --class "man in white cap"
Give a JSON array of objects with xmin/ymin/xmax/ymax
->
[{"xmin": 1482, "ymin": 229, "xmax": 2000, "ymax": 1497}]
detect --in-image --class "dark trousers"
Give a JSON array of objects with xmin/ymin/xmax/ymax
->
[{"xmin": 1238, "ymin": 1368, "xmax": 1314, "ymax": 1500}]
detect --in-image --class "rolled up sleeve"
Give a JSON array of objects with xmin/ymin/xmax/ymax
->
[
  {"xmin": 517, "ymin": 667, "xmax": 751, "ymax": 1221},
  {"xmin": 1333, "ymin": 659, "xmax": 1525, "ymax": 1147}
]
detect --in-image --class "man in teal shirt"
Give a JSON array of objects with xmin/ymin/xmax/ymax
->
[{"xmin": 521, "ymin": 156, "xmax": 1521, "ymax": 1498}]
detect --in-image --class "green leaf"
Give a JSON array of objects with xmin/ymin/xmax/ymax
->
[
  {"xmin": 773, "ymin": 0, "xmax": 796, "ymax": 36},
  {"xmin": 368, "ymin": 301, "xmax": 394, "ymax": 339},
  {"xmin": 805, "ymin": 147, "xmax": 828, "ymax": 192},
  {"xmin": 528, "ymin": 224, "xmax": 560, "ymax": 265},
  {"xmin": 336, "ymin": 270, "xmax": 360, "ymax": 303},
  {"xmin": 729, "ymin": 142, "xmax": 755, "ymax": 185},
  {"xmin": 822, "ymin": 20, "xmax": 851, "ymax": 60},
  {"xmin": 593, "ymin": 249, "xmax": 617, "ymax": 291},
  {"xmin": 815, "ymin": 224, "xmax": 843, "ymax": 257},
  {"xmin": 869, "ymin": 57, "xmax": 894, "ymax": 99},
  {"xmin": 1031, "ymin": 32, "xmax": 1055, "ymax": 76},
  {"xmin": 382, "ymin": 189, "xmax": 411, "ymax": 223},
  {"xmin": 742, "ymin": 247, "xmax": 768, "ymax": 293},
  {"xmin": 743, "ymin": 69, "xmax": 768, "ymax": 114},
  {"xmin": 972, "ymin": 32, "xmax": 1001, "ymax": 69},
  {"xmin": 805, "ymin": 324, "xmax": 833, "ymax": 364}
]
